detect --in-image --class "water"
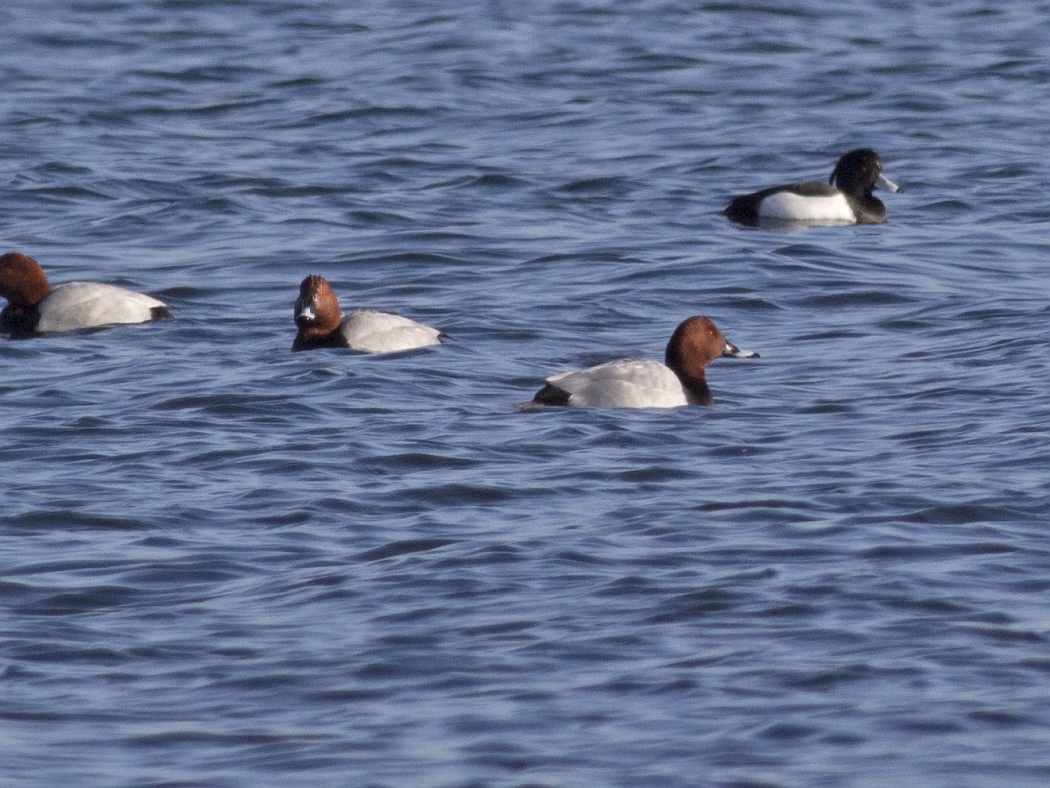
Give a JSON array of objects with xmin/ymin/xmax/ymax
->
[{"xmin": 3, "ymin": 1, "xmax": 1050, "ymax": 785}]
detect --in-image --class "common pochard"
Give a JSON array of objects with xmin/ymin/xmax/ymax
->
[
  {"xmin": 724, "ymin": 148, "xmax": 900, "ymax": 226},
  {"xmin": 292, "ymin": 274, "xmax": 443, "ymax": 353},
  {"xmin": 528, "ymin": 316, "xmax": 757, "ymax": 408},
  {"xmin": 0, "ymin": 252, "xmax": 171, "ymax": 336}
]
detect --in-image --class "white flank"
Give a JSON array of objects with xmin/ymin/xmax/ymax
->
[{"xmin": 759, "ymin": 191, "xmax": 856, "ymax": 223}]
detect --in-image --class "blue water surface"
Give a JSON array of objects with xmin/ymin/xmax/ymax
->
[{"xmin": 3, "ymin": 1, "xmax": 1050, "ymax": 786}]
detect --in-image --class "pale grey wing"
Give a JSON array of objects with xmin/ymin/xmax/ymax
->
[
  {"xmin": 340, "ymin": 309, "xmax": 443, "ymax": 353},
  {"xmin": 36, "ymin": 282, "xmax": 167, "ymax": 333},
  {"xmin": 546, "ymin": 358, "xmax": 688, "ymax": 408}
]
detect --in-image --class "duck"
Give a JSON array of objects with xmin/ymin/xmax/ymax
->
[
  {"xmin": 724, "ymin": 148, "xmax": 900, "ymax": 226},
  {"xmin": 527, "ymin": 316, "xmax": 757, "ymax": 408},
  {"xmin": 0, "ymin": 252, "xmax": 172, "ymax": 336},
  {"xmin": 292, "ymin": 274, "xmax": 444, "ymax": 353}
]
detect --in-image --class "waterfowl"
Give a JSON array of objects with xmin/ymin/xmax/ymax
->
[
  {"xmin": 724, "ymin": 148, "xmax": 900, "ymax": 225},
  {"xmin": 0, "ymin": 252, "xmax": 171, "ymax": 336},
  {"xmin": 528, "ymin": 316, "xmax": 757, "ymax": 408},
  {"xmin": 292, "ymin": 274, "xmax": 443, "ymax": 353}
]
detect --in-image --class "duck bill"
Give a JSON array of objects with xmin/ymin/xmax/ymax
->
[
  {"xmin": 723, "ymin": 341, "xmax": 759, "ymax": 359},
  {"xmin": 876, "ymin": 173, "xmax": 901, "ymax": 193}
]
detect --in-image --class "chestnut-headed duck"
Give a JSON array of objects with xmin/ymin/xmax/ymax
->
[
  {"xmin": 292, "ymin": 274, "xmax": 444, "ymax": 353},
  {"xmin": 528, "ymin": 316, "xmax": 758, "ymax": 409},
  {"xmin": 724, "ymin": 148, "xmax": 901, "ymax": 226},
  {"xmin": 0, "ymin": 252, "xmax": 172, "ymax": 336}
]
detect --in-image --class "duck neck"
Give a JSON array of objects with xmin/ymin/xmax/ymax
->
[
  {"xmin": 666, "ymin": 334, "xmax": 715, "ymax": 406},
  {"xmin": 0, "ymin": 303, "xmax": 42, "ymax": 336},
  {"xmin": 293, "ymin": 325, "xmax": 348, "ymax": 351},
  {"xmin": 680, "ymin": 375, "xmax": 714, "ymax": 406},
  {"xmin": 850, "ymin": 194, "xmax": 886, "ymax": 223}
]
